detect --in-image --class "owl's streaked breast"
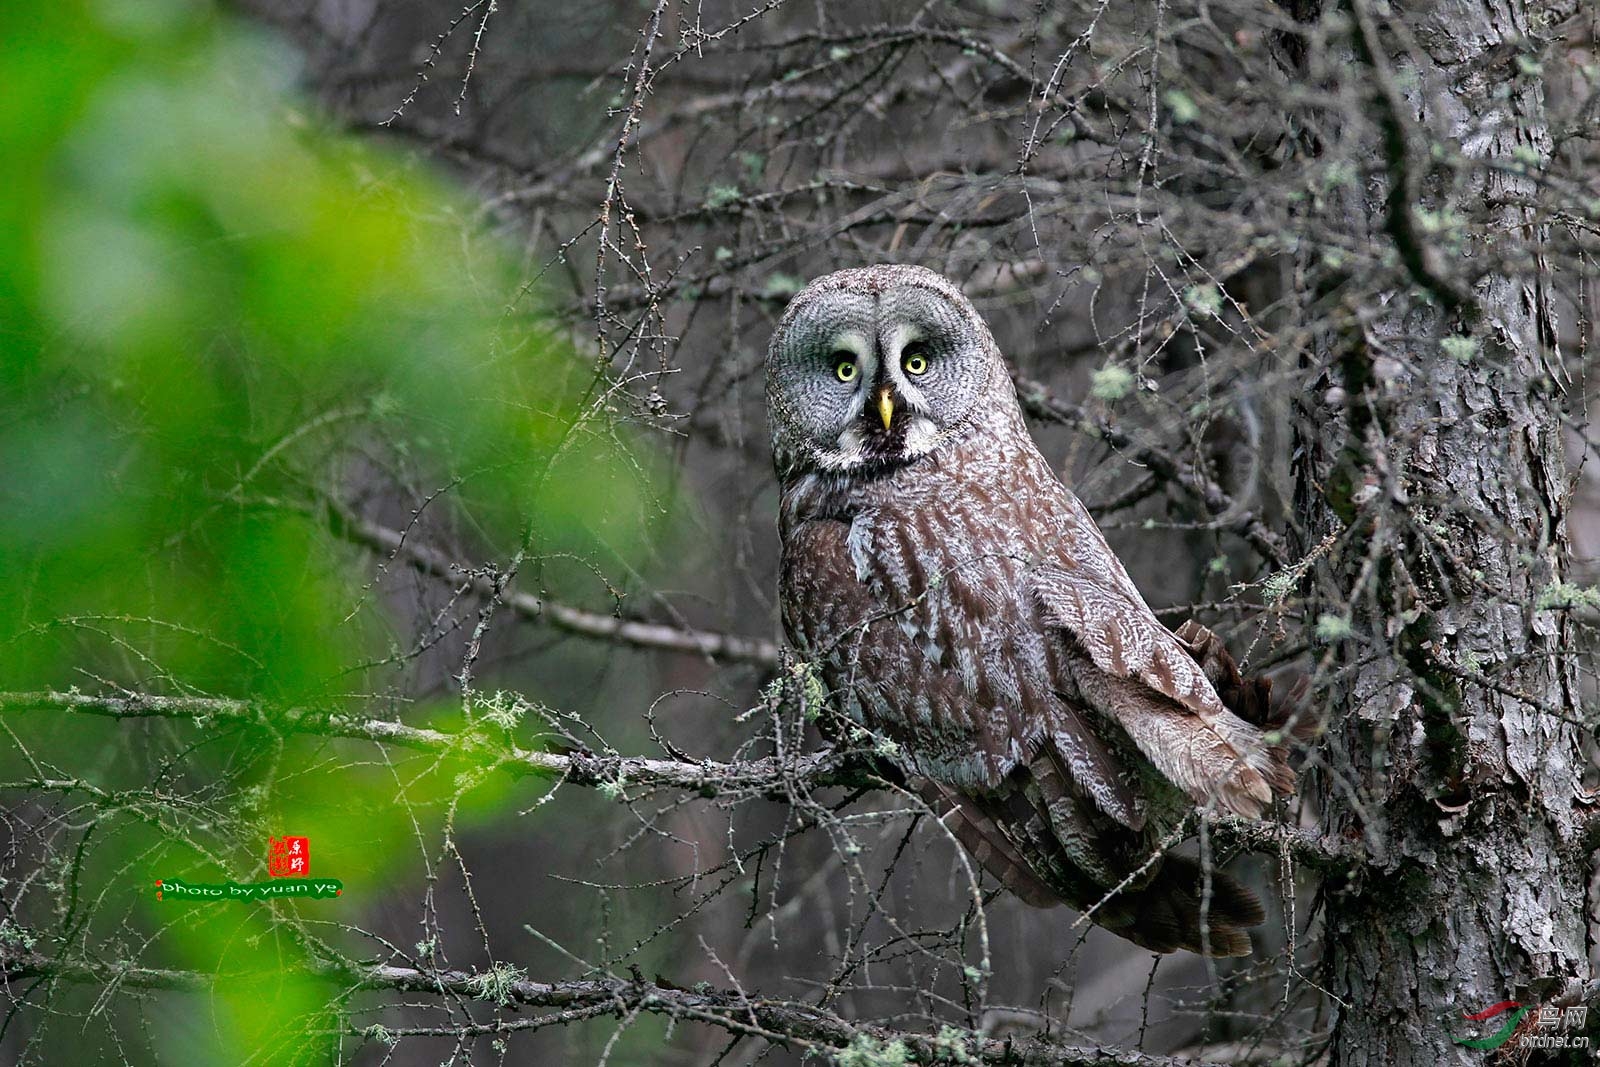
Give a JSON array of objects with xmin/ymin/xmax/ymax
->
[{"xmin": 778, "ymin": 410, "xmax": 1116, "ymax": 793}]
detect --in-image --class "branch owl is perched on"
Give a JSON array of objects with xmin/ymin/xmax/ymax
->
[{"xmin": 767, "ymin": 264, "xmax": 1294, "ymax": 956}]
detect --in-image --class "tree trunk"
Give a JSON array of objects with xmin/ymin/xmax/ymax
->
[{"xmin": 1296, "ymin": 2, "xmax": 1591, "ymax": 1062}]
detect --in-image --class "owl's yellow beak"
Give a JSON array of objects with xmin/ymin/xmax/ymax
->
[{"xmin": 875, "ymin": 386, "xmax": 895, "ymax": 431}]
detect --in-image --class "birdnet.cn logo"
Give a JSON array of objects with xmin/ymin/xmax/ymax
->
[
  {"xmin": 1453, "ymin": 1000, "xmax": 1590, "ymax": 1052},
  {"xmin": 153, "ymin": 836, "xmax": 344, "ymax": 902}
]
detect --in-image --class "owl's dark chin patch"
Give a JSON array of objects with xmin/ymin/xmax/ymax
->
[
  {"xmin": 825, "ymin": 413, "xmax": 938, "ymax": 474},
  {"xmin": 858, "ymin": 423, "xmax": 910, "ymax": 463}
]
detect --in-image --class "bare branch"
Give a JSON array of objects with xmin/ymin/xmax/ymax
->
[
  {"xmin": 1014, "ymin": 375, "xmax": 1290, "ymax": 565},
  {"xmin": 0, "ymin": 690, "xmax": 865, "ymax": 798},
  {"xmin": 0, "ymin": 945, "xmax": 1230, "ymax": 1067},
  {"xmin": 0, "ymin": 690, "xmax": 1355, "ymax": 871},
  {"xmin": 319, "ymin": 498, "xmax": 780, "ymax": 667}
]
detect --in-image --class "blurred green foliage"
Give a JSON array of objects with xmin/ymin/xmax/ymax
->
[
  {"xmin": 0, "ymin": 2, "xmax": 653, "ymax": 1063},
  {"xmin": 1, "ymin": 0, "xmax": 647, "ymax": 697}
]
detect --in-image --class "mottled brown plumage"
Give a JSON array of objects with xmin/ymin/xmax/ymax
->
[{"xmin": 767, "ymin": 265, "xmax": 1294, "ymax": 956}]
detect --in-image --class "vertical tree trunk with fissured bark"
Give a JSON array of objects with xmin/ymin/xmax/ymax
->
[{"xmin": 1292, "ymin": 2, "xmax": 1591, "ymax": 1062}]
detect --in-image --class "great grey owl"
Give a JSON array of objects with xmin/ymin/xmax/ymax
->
[{"xmin": 767, "ymin": 264, "xmax": 1294, "ymax": 956}]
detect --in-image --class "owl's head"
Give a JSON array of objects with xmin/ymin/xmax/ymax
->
[{"xmin": 765, "ymin": 264, "xmax": 1006, "ymax": 477}]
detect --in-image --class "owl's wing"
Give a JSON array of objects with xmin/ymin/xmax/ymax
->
[{"xmin": 1030, "ymin": 490, "xmax": 1292, "ymax": 817}]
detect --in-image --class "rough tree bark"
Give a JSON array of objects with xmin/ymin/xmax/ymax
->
[{"xmin": 1297, "ymin": 2, "xmax": 1591, "ymax": 1062}]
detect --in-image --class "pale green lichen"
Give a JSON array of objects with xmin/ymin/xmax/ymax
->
[
  {"xmin": 1163, "ymin": 89, "xmax": 1199, "ymax": 124},
  {"xmin": 1440, "ymin": 335, "xmax": 1478, "ymax": 363},
  {"xmin": 1184, "ymin": 283, "xmax": 1223, "ymax": 317},
  {"xmin": 836, "ymin": 1034, "xmax": 912, "ymax": 1067},
  {"xmin": 0, "ymin": 920, "xmax": 37, "ymax": 951},
  {"xmin": 1260, "ymin": 569, "xmax": 1299, "ymax": 604},
  {"xmin": 1537, "ymin": 581, "xmax": 1600, "ymax": 611},
  {"xmin": 705, "ymin": 184, "xmax": 742, "ymax": 210},
  {"xmin": 798, "ymin": 661, "xmax": 829, "ymax": 722},
  {"xmin": 453, "ymin": 769, "xmax": 488, "ymax": 793},
  {"xmin": 466, "ymin": 961, "xmax": 526, "ymax": 1006},
  {"xmin": 362, "ymin": 1024, "xmax": 398, "ymax": 1046},
  {"xmin": 1315, "ymin": 614, "xmax": 1353, "ymax": 641},
  {"xmin": 764, "ymin": 272, "xmax": 803, "ymax": 299},
  {"xmin": 931, "ymin": 1026, "xmax": 976, "ymax": 1063},
  {"xmin": 475, "ymin": 690, "xmax": 527, "ymax": 730},
  {"xmin": 1089, "ymin": 364, "xmax": 1135, "ymax": 401},
  {"xmin": 1413, "ymin": 207, "xmax": 1462, "ymax": 235},
  {"xmin": 1322, "ymin": 160, "xmax": 1356, "ymax": 189}
]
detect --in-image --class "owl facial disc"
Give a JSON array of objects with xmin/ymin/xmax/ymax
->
[{"xmin": 766, "ymin": 265, "xmax": 1000, "ymax": 477}]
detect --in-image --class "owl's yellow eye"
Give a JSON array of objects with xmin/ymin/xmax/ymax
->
[
  {"xmin": 902, "ymin": 349, "xmax": 929, "ymax": 375},
  {"xmin": 834, "ymin": 357, "xmax": 858, "ymax": 382}
]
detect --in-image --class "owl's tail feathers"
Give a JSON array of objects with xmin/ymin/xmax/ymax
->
[
  {"xmin": 1097, "ymin": 855, "xmax": 1264, "ymax": 957},
  {"xmin": 1175, "ymin": 621, "xmax": 1306, "ymax": 801},
  {"xmin": 920, "ymin": 781, "xmax": 1060, "ymax": 907}
]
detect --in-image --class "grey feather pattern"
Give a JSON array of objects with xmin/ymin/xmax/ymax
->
[{"xmin": 770, "ymin": 265, "xmax": 1295, "ymax": 956}]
